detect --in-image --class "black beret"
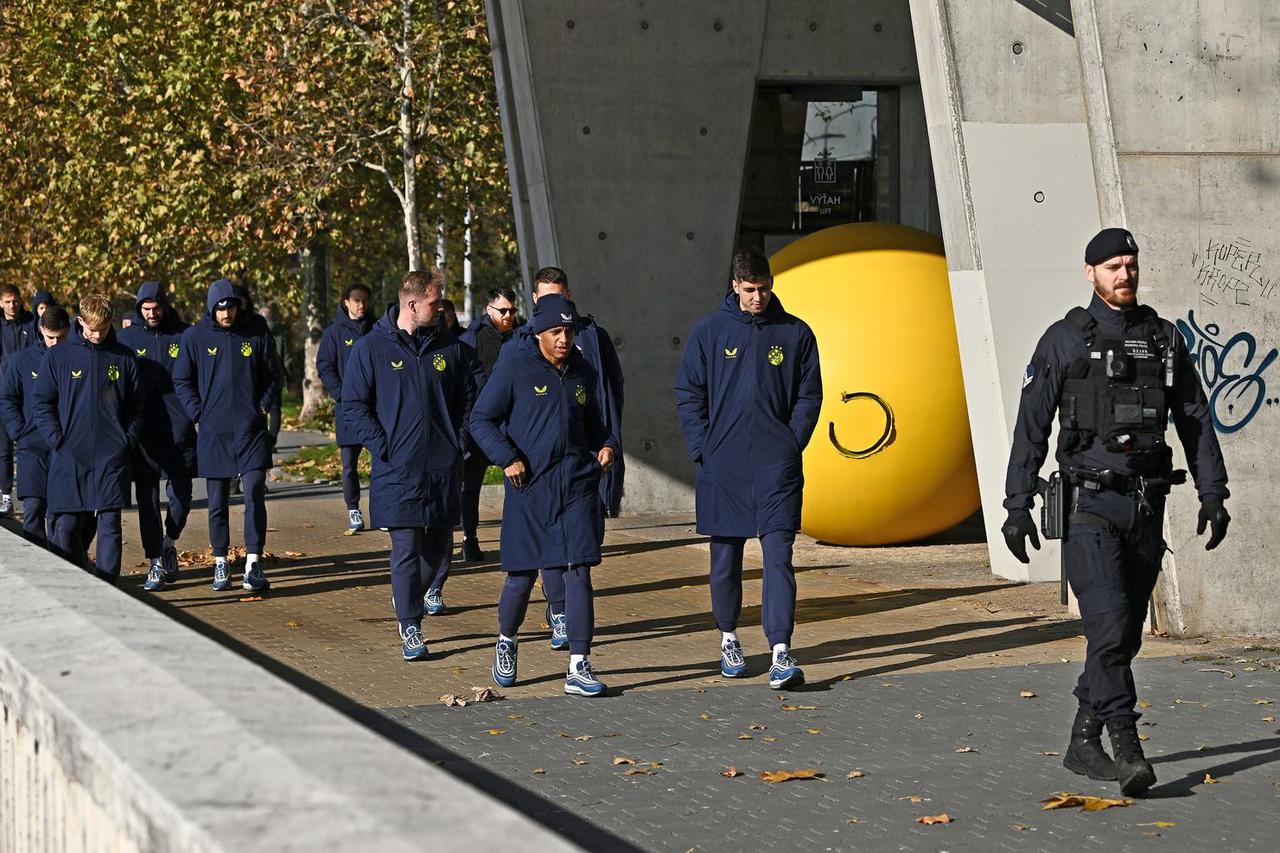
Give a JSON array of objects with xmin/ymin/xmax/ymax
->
[{"xmin": 1085, "ymin": 228, "xmax": 1139, "ymax": 266}]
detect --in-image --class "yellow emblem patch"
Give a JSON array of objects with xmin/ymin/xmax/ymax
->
[
  {"xmin": 391, "ymin": 360, "xmax": 404, "ymax": 370},
  {"xmin": 724, "ymin": 347, "xmax": 739, "ymax": 359},
  {"xmin": 240, "ymin": 341, "xmax": 253, "ymax": 357},
  {"xmin": 432, "ymin": 354, "xmax": 447, "ymax": 372},
  {"xmin": 767, "ymin": 345, "xmax": 784, "ymax": 366},
  {"xmin": 575, "ymin": 385, "xmax": 587, "ymax": 405},
  {"xmin": 135, "ymin": 348, "xmax": 147, "ymax": 357},
  {"xmin": 30, "ymin": 371, "xmax": 37, "ymax": 379},
  {"xmin": 71, "ymin": 369, "xmax": 82, "ymax": 379},
  {"xmin": 344, "ymin": 338, "xmax": 354, "ymax": 347},
  {"xmin": 107, "ymin": 364, "xmax": 120, "ymax": 381},
  {"xmin": 168, "ymin": 343, "xmax": 179, "ymax": 358},
  {"xmin": 534, "ymin": 385, "xmax": 548, "ymax": 396},
  {"xmin": 206, "ymin": 347, "xmax": 218, "ymax": 356}
]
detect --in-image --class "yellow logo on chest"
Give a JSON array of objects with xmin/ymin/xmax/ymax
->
[
  {"xmin": 107, "ymin": 364, "xmax": 120, "ymax": 381},
  {"xmin": 391, "ymin": 360, "xmax": 404, "ymax": 370},
  {"xmin": 135, "ymin": 348, "xmax": 147, "ymax": 357},
  {"xmin": 70, "ymin": 369, "xmax": 82, "ymax": 379},
  {"xmin": 432, "ymin": 354, "xmax": 447, "ymax": 372},
  {"xmin": 169, "ymin": 343, "xmax": 180, "ymax": 358},
  {"xmin": 534, "ymin": 384, "xmax": 548, "ymax": 396},
  {"xmin": 344, "ymin": 338, "xmax": 354, "ymax": 347},
  {"xmin": 575, "ymin": 385, "xmax": 587, "ymax": 405},
  {"xmin": 724, "ymin": 347, "xmax": 739, "ymax": 359},
  {"xmin": 240, "ymin": 341, "xmax": 253, "ymax": 357},
  {"xmin": 767, "ymin": 345, "xmax": 784, "ymax": 366},
  {"xmin": 206, "ymin": 347, "xmax": 218, "ymax": 356}
]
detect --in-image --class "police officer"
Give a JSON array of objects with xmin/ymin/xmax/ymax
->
[
  {"xmin": 316, "ymin": 283, "xmax": 375, "ymax": 533},
  {"xmin": 118, "ymin": 282, "xmax": 196, "ymax": 592},
  {"xmin": 1002, "ymin": 228, "xmax": 1230, "ymax": 797},
  {"xmin": 673, "ymin": 247, "xmax": 823, "ymax": 691}
]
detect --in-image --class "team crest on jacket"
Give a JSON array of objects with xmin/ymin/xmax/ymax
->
[
  {"xmin": 391, "ymin": 360, "xmax": 404, "ymax": 370},
  {"xmin": 724, "ymin": 347, "xmax": 739, "ymax": 359},
  {"xmin": 240, "ymin": 341, "xmax": 253, "ymax": 357},
  {"xmin": 168, "ymin": 343, "xmax": 179, "ymax": 358},
  {"xmin": 207, "ymin": 347, "xmax": 218, "ymax": 356},
  {"xmin": 575, "ymin": 385, "xmax": 587, "ymax": 405},
  {"xmin": 30, "ymin": 371, "xmax": 37, "ymax": 379},
  {"xmin": 135, "ymin": 347, "xmax": 147, "ymax": 356},
  {"xmin": 767, "ymin": 345, "xmax": 784, "ymax": 366},
  {"xmin": 71, "ymin": 369, "xmax": 82, "ymax": 379},
  {"xmin": 432, "ymin": 354, "xmax": 447, "ymax": 372},
  {"xmin": 534, "ymin": 384, "xmax": 548, "ymax": 396},
  {"xmin": 344, "ymin": 338, "xmax": 354, "ymax": 347},
  {"xmin": 107, "ymin": 364, "xmax": 120, "ymax": 381}
]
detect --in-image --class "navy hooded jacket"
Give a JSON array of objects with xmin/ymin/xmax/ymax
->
[
  {"xmin": 0, "ymin": 327, "xmax": 54, "ymax": 499},
  {"xmin": 172, "ymin": 279, "xmax": 281, "ymax": 478},
  {"xmin": 469, "ymin": 331, "xmax": 617, "ymax": 571},
  {"xmin": 117, "ymin": 282, "xmax": 195, "ymax": 474},
  {"xmin": 673, "ymin": 292, "xmax": 823, "ymax": 538},
  {"xmin": 18, "ymin": 290, "xmax": 57, "ymax": 349},
  {"xmin": 316, "ymin": 302, "xmax": 375, "ymax": 446},
  {"xmin": 340, "ymin": 305, "xmax": 480, "ymax": 529},
  {"xmin": 0, "ymin": 302, "xmax": 33, "ymax": 373},
  {"xmin": 459, "ymin": 313, "xmax": 512, "ymax": 376},
  {"xmin": 31, "ymin": 326, "xmax": 145, "ymax": 513}
]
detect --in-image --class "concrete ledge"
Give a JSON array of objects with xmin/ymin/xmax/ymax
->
[{"xmin": 0, "ymin": 530, "xmax": 575, "ymax": 852}]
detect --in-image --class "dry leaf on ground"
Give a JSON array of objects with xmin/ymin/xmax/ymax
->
[
  {"xmin": 575, "ymin": 735, "xmax": 592, "ymax": 742},
  {"xmin": 1020, "ymin": 691, "xmax": 1037, "ymax": 698},
  {"xmin": 763, "ymin": 736, "xmax": 778, "ymax": 742},
  {"xmin": 1138, "ymin": 822, "xmax": 1177, "ymax": 829},
  {"xmin": 1263, "ymin": 716, "xmax": 1276, "ymax": 722},
  {"xmin": 1041, "ymin": 792, "xmax": 1132, "ymax": 811},
  {"xmin": 721, "ymin": 767, "xmax": 743, "ymax": 778},
  {"xmin": 759, "ymin": 769, "xmax": 822, "ymax": 783},
  {"xmin": 239, "ymin": 595, "xmax": 264, "ymax": 603},
  {"xmin": 738, "ymin": 734, "xmax": 754, "ymax": 740},
  {"xmin": 570, "ymin": 758, "xmax": 588, "ymax": 766},
  {"xmin": 781, "ymin": 705, "xmax": 818, "ymax": 711},
  {"xmin": 469, "ymin": 687, "xmax": 503, "ymax": 703},
  {"xmin": 847, "ymin": 818, "xmax": 863, "ymax": 825},
  {"xmin": 899, "ymin": 795, "xmax": 928, "ymax": 804},
  {"xmin": 532, "ymin": 768, "xmax": 545, "ymax": 775},
  {"xmin": 955, "ymin": 746, "xmax": 976, "ymax": 753},
  {"xmin": 1137, "ymin": 700, "xmax": 1152, "ymax": 708},
  {"xmin": 487, "ymin": 728, "xmax": 506, "ymax": 736},
  {"xmin": 285, "ymin": 620, "xmax": 302, "ymax": 628},
  {"xmin": 698, "ymin": 713, "xmax": 711, "ymax": 721},
  {"xmin": 283, "ymin": 550, "xmax": 305, "ymax": 558},
  {"xmin": 613, "ymin": 756, "xmax": 637, "ymax": 765},
  {"xmin": 623, "ymin": 768, "xmax": 654, "ymax": 777},
  {"xmin": 917, "ymin": 813, "xmax": 952, "ymax": 825},
  {"xmin": 846, "ymin": 770, "xmax": 865, "ymax": 779},
  {"xmin": 1254, "ymin": 699, "xmax": 1274, "ymax": 705},
  {"xmin": 1011, "ymin": 824, "xmax": 1030, "ymax": 831},
  {"xmin": 1204, "ymin": 773, "xmax": 1219, "ymax": 784},
  {"xmin": 914, "ymin": 713, "xmax": 926, "ymax": 720},
  {"xmin": 749, "ymin": 723, "xmax": 767, "ymax": 730}
]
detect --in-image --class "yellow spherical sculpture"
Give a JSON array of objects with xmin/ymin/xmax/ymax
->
[{"xmin": 771, "ymin": 223, "xmax": 980, "ymax": 545}]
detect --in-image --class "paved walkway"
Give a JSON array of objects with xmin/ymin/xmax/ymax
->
[{"xmin": 17, "ymin": 434, "xmax": 1269, "ymax": 852}]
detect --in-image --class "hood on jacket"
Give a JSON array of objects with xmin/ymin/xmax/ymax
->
[
  {"xmin": 720, "ymin": 289, "xmax": 786, "ymax": 323},
  {"xmin": 205, "ymin": 278, "xmax": 240, "ymax": 319},
  {"xmin": 132, "ymin": 281, "xmax": 185, "ymax": 332},
  {"xmin": 31, "ymin": 290, "xmax": 56, "ymax": 316},
  {"xmin": 337, "ymin": 301, "xmax": 375, "ymax": 335}
]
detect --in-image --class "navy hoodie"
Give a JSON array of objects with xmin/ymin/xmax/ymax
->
[
  {"xmin": 469, "ymin": 331, "xmax": 616, "ymax": 571},
  {"xmin": 459, "ymin": 312, "xmax": 512, "ymax": 376},
  {"xmin": 0, "ymin": 301, "xmax": 33, "ymax": 373},
  {"xmin": 340, "ymin": 304, "xmax": 480, "ymax": 529},
  {"xmin": 0, "ymin": 326, "xmax": 55, "ymax": 499},
  {"xmin": 18, "ymin": 290, "xmax": 57, "ymax": 349},
  {"xmin": 172, "ymin": 279, "xmax": 281, "ymax": 478},
  {"xmin": 31, "ymin": 325, "xmax": 144, "ymax": 512},
  {"xmin": 673, "ymin": 292, "xmax": 823, "ymax": 538},
  {"xmin": 117, "ymin": 282, "xmax": 195, "ymax": 473},
  {"xmin": 316, "ymin": 302, "xmax": 375, "ymax": 446}
]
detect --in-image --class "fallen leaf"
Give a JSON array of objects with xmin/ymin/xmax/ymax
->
[
  {"xmin": 1038, "ymin": 751, "xmax": 1061, "ymax": 756},
  {"xmin": 623, "ymin": 768, "xmax": 654, "ymax": 776},
  {"xmin": 1138, "ymin": 822, "xmax": 1177, "ymax": 829},
  {"xmin": 917, "ymin": 813, "xmax": 952, "ymax": 825},
  {"xmin": 303, "ymin": 522, "xmax": 314, "ymax": 528},
  {"xmin": 451, "ymin": 666, "xmax": 468, "ymax": 675},
  {"xmin": 532, "ymin": 768, "xmax": 545, "ymax": 774},
  {"xmin": 900, "ymin": 795, "xmax": 928, "ymax": 804},
  {"xmin": 575, "ymin": 735, "xmax": 592, "ymax": 742},
  {"xmin": 507, "ymin": 714, "xmax": 526, "ymax": 721},
  {"xmin": 749, "ymin": 723, "xmax": 767, "ymax": 730},
  {"xmin": 846, "ymin": 770, "xmax": 865, "ymax": 779},
  {"xmin": 343, "ymin": 529, "xmax": 356, "ymax": 536},
  {"xmin": 721, "ymin": 767, "xmax": 742, "ymax": 778},
  {"xmin": 955, "ymin": 746, "xmax": 976, "ymax": 753},
  {"xmin": 487, "ymin": 728, "xmax": 506, "ymax": 736},
  {"xmin": 649, "ymin": 761, "xmax": 664, "ymax": 768},
  {"xmin": 1020, "ymin": 691, "xmax": 1037, "ymax": 698},
  {"xmin": 781, "ymin": 705, "xmax": 817, "ymax": 712},
  {"xmin": 1011, "ymin": 824, "xmax": 1030, "ymax": 831},
  {"xmin": 846, "ymin": 818, "xmax": 863, "ymax": 825},
  {"xmin": 469, "ymin": 687, "xmax": 503, "ymax": 703},
  {"xmin": 570, "ymin": 758, "xmax": 588, "ymax": 766},
  {"xmin": 439, "ymin": 693, "xmax": 466, "ymax": 707},
  {"xmin": 283, "ymin": 550, "xmax": 305, "ymax": 558},
  {"xmin": 762, "ymin": 736, "xmax": 778, "ymax": 743},
  {"xmin": 914, "ymin": 713, "xmax": 926, "ymax": 720},
  {"xmin": 806, "ymin": 728, "xmax": 822, "ymax": 735},
  {"xmin": 738, "ymin": 734, "xmax": 754, "ymax": 740},
  {"xmin": 285, "ymin": 620, "xmax": 302, "ymax": 628},
  {"xmin": 1204, "ymin": 773, "xmax": 1219, "ymax": 784},
  {"xmin": 1255, "ymin": 699, "xmax": 1274, "ymax": 705},
  {"xmin": 698, "ymin": 713, "xmax": 711, "ymax": 721},
  {"xmin": 1263, "ymin": 716, "xmax": 1276, "ymax": 722},
  {"xmin": 239, "ymin": 595, "xmax": 264, "ymax": 602},
  {"xmin": 759, "ymin": 769, "xmax": 822, "ymax": 783},
  {"xmin": 1041, "ymin": 792, "xmax": 1132, "ymax": 811},
  {"xmin": 1137, "ymin": 700, "xmax": 1152, "ymax": 709},
  {"xmin": 266, "ymin": 527, "xmax": 279, "ymax": 532},
  {"xmin": 613, "ymin": 757, "xmax": 636, "ymax": 766},
  {"xmin": 1138, "ymin": 734, "xmax": 1150, "ymax": 741}
]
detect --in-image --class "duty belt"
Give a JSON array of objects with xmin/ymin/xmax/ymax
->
[{"xmin": 1064, "ymin": 465, "xmax": 1187, "ymax": 516}]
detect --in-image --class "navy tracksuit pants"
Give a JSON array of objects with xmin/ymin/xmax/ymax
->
[
  {"xmin": 459, "ymin": 449, "xmax": 490, "ymax": 543},
  {"xmin": 710, "ymin": 530, "xmax": 798, "ymax": 648},
  {"xmin": 51, "ymin": 510, "xmax": 122, "ymax": 582},
  {"xmin": 389, "ymin": 527, "xmax": 451, "ymax": 627},
  {"xmin": 21, "ymin": 496, "xmax": 49, "ymax": 546},
  {"xmin": 500, "ymin": 566, "xmax": 594, "ymax": 655},
  {"xmin": 1065, "ymin": 488, "xmax": 1165, "ymax": 722},
  {"xmin": 135, "ymin": 469, "xmax": 193, "ymax": 558},
  {"xmin": 207, "ymin": 469, "xmax": 267, "ymax": 556},
  {"xmin": 340, "ymin": 445, "xmax": 361, "ymax": 511}
]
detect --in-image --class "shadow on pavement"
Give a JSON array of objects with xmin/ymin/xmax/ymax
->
[{"xmin": 1143, "ymin": 735, "xmax": 1280, "ymax": 798}]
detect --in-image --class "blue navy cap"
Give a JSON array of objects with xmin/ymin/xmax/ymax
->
[{"xmin": 530, "ymin": 294, "xmax": 579, "ymax": 334}]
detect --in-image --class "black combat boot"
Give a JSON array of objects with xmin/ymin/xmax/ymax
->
[
  {"xmin": 1106, "ymin": 717, "xmax": 1156, "ymax": 796},
  {"xmin": 1062, "ymin": 707, "xmax": 1118, "ymax": 780}
]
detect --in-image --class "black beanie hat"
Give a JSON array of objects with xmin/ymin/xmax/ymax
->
[{"xmin": 530, "ymin": 294, "xmax": 579, "ymax": 334}]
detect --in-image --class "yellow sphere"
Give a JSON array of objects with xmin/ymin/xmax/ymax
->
[{"xmin": 771, "ymin": 223, "xmax": 980, "ymax": 545}]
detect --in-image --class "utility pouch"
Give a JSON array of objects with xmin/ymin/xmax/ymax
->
[{"xmin": 1038, "ymin": 471, "xmax": 1065, "ymax": 541}]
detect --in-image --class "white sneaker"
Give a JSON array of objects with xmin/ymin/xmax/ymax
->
[{"xmin": 0, "ymin": 494, "xmax": 11, "ymax": 515}]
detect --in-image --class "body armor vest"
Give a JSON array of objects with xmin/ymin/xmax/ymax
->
[{"xmin": 1058, "ymin": 306, "xmax": 1175, "ymax": 469}]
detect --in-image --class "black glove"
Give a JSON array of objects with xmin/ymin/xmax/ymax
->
[
  {"xmin": 1001, "ymin": 510, "xmax": 1041, "ymax": 564},
  {"xmin": 1196, "ymin": 500, "xmax": 1230, "ymax": 551}
]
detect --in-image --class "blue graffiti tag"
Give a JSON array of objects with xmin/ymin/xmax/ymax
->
[{"xmin": 1176, "ymin": 310, "xmax": 1278, "ymax": 433}]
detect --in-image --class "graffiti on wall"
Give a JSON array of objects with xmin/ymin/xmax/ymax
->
[
  {"xmin": 1194, "ymin": 237, "xmax": 1278, "ymax": 307},
  {"xmin": 1176, "ymin": 310, "xmax": 1278, "ymax": 433}
]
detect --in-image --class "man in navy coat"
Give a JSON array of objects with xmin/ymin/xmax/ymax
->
[
  {"xmin": 0, "ymin": 283, "xmax": 33, "ymax": 517},
  {"xmin": 0, "ymin": 304, "xmax": 71, "ymax": 546},
  {"xmin": 674, "ymin": 248, "xmax": 822, "ymax": 690},
  {"xmin": 118, "ymin": 282, "xmax": 195, "ymax": 592},
  {"xmin": 316, "ymin": 283, "xmax": 374, "ymax": 533},
  {"xmin": 341, "ymin": 269, "xmax": 479, "ymax": 662},
  {"xmin": 31, "ymin": 294, "xmax": 145, "ymax": 582},
  {"xmin": 173, "ymin": 279, "xmax": 280, "ymax": 594},
  {"xmin": 470, "ymin": 294, "xmax": 617, "ymax": 697}
]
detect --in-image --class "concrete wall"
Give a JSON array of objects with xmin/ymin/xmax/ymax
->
[
  {"xmin": 0, "ymin": 531, "xmax": 575, "ymax": 852},
  {"xmin": 487, "ymin": 0, "xmax": 934, "ymax": 513},
  {"xmin": 1072, "ymin": 0, "xmax": 1280, "ymax": 635},
  {"xmin": 909, "ymin": 0, "xmax": 1102, "ymax": 581}
]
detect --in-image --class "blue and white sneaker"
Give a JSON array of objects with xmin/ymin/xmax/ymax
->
[
  {"xmin": 211, "ymin": 558, "xmax": 231, "ymax": 591},
  {"xmin": 142, "ymin": 561, "xmax": 166, "ymax": 592},
  {"xmin": 564, "ymin": 659, "xmax": 607, "ymax": 697},
  {"xmin": 161, "ymin": 544, "xmax": 179, "ymax": 583},
  {"xmin": 424, "ymin": 587, "xmax": 446, "ymax": 616},
  {"xmin": 768, "ymin": 651, "xmax": 805, "ymax": 690},
  {"xmin": 492, "ymin": 638, "xmax": 518, "ymax": 687},
  {"xmin": 242, "ymin": 560, "xmax": 270, "ymax": 593},
  {"xmin": 720, "ymin": 639, "xmax": 748, "ymax": 678},
  {"xmin": 347, "ymin": 508, "xmax": 364, "ymax": 532},
  {"xmin": 400, "ymin": 624, "xmax": 429, "ymax": 661},
  {"xmin": 547, "ymin": 605, "xmax": 568, "ymax": 651}
]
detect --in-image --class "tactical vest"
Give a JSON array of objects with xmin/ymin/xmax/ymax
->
[{"xmin": 1058, "ymin": 306, "xmax": 1175, "ymax": 468}]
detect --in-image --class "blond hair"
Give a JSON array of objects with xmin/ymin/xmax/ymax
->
[
  {"xmin": 78, "ymin": 293, "xmax": 114, "ymax": 327},
  {"xmin": 400, "ymin": 268, "xmax": 444, "ymax": 301}
]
